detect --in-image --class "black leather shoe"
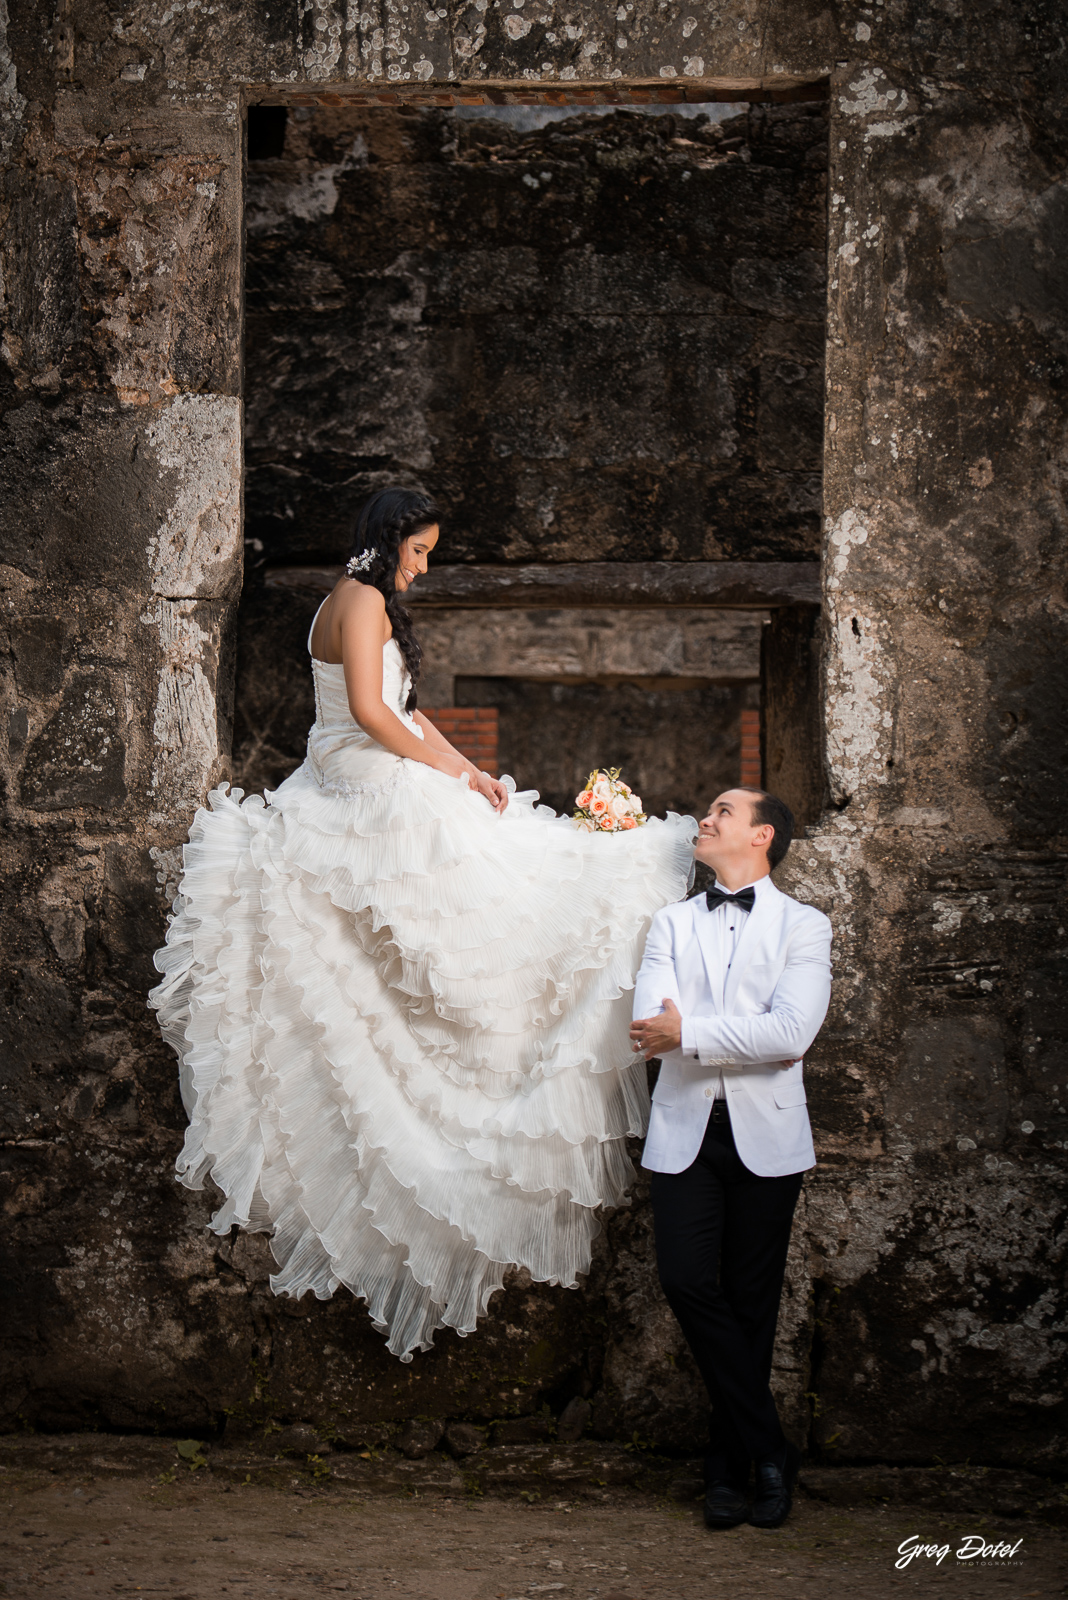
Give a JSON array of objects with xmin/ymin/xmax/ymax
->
[
  {"xmin": 748, "ymin": 1442, "xmax": 801, "ymax": 1529},
  {"xmin": 704, "ymin": 1478, "xmax": 748, "ymax": 1529},
  {"xmin": 703, "ymin": 1457, "xmax": 749, "ymax": 1530}
]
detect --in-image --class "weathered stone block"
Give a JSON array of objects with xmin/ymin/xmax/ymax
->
[
  {"xmin": 274, "ymin": 1422, "xmax": 331, "ymax": 1457},
  {"xmin": 442, "ymin": 1421, "xmax": 486, "ymax": 1456},
  {"xmin": 556, "ymin": 1396, "xmax": 592, "ymax": 1443},
  {"xmin": 9, "ymin": 618, "xmax": 69, "ymax": 698},
  {"xmin": 20, "ymin": 670, "xmax": 127, "ymax": 811},
  {"xmin": 1, "ymin": 173, "xmax": 80, "ymax": 380},
  {"xmin": 493, "ymin": 1414, "xmax": 555, "ymax": 1446},
  {"xmin": 887, "ymin": 1018, "xmax": 1009, "ymax": 1156},
  {"xmin": 396, "ymin": 1417, "xmax": 446, "ymax": 1458},
  {"xmin": 145, "ymin": 395, "xmax": 244, "ymax": 602}
]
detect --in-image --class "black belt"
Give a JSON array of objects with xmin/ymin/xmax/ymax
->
[{"xmin": 709, "ymin": 1099, "xmax": 730, "ymax": 1124}]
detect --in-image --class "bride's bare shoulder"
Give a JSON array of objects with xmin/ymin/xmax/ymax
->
[
  {"xmin": 331, "ymin": 579, "xmax": 392, "ymax": 651},
  {"xmin": 334, "ymin": 578, "xmax": 385, "ymax": 615}
]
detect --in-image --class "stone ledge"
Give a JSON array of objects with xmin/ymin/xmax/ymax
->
[
  {"xmin": 798, "ymin": 1465, "xmax": 1068, "ymax": 1526},
  {"xmin": 246, "ymin": 78, "xmax": 831, "ymax": 110},
  {"xmin": 266, "ymin": 561, "xmax": 822, "ymax": 609},
  {"xmin": 1, "ymin": 1434, "xmax": 1065, "ymax": 1523}
]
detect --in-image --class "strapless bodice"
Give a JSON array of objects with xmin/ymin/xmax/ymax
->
[
  {"xmin": 306, "ymin": 638, "xmax": 423, "ymax": 794},
  {"xmin": 311, "ymin": 638, "xmax": 415, "ymax": 728}
]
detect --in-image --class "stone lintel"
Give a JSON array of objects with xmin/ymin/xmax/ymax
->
[
  {"xmin": 245, "ymin": 77, "xmax": 829, "ymax": 110},
  {"xmin": 265, "ymin": 562, "xmax": 821, "ymax": 610}
]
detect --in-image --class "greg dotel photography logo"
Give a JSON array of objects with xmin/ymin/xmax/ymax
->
[{"xmin": 896, "ymin": 1533, "xmax": 1026, "ymax": 1570}]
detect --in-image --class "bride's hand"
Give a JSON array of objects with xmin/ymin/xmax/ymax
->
[
  {"xmin": 474, "ymin": 770, "xmax": 509, "ymax": 813},
  {"xmin": 476, "ymin": 764, "xmax": 508, "ymax": 806},
  {"xmin": 434, "ymin": 753, "xmax": 508, "ymax": 813}
]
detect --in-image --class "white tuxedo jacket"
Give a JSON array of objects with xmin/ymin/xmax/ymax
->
[{"xmin": 635, "ymin": 878, "xmax": 832, "ymax": 1177}]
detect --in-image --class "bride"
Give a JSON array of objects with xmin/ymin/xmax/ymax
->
[{"xmin": 150, "ymin": 487, "xmax": 695, "ymax": 1360}]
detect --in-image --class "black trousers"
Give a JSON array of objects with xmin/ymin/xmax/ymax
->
[{"xmin": 649, "ymin": 1103, "xmax": 803, "ymax": 1471}]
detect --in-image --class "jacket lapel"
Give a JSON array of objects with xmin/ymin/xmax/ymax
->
[
  {"xmin": 692, "ymin": 896, "xmax": 724, "ymax": 1011},
  {"xmin": 722, "ymin": 880, "xmax": 786, "ymax": 1013}
]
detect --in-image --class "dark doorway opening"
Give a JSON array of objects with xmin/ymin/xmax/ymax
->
[{"xmin": 455, "ymin": 675, "xmax": 758, "ymax": 821}]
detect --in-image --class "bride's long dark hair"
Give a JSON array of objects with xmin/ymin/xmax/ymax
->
[{"xmin": 345, "ymin": 487, "xmax": 440, "ymax": 713}]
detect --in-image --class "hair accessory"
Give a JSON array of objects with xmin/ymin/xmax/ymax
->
[{"xmin": 346, "ymin": 548, "xmax": 377, "ymax": 577}]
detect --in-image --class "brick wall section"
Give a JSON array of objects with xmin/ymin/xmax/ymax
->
[
  {"xmin": 740, "ymin": 708, "xmax": 762, "ymax": 788},
  {"xmin": 422, "ymin": 707, "xmax": 499, "ymax": 776}
]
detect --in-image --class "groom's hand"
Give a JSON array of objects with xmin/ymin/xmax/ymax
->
[{"xmin": 630, "ymin": 999, "xmax": 682, "ymax": 1060}]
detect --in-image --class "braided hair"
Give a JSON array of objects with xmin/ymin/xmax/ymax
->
[{"xmin": 345, "ymin": 487, "xmax": 440, "ymax": 713}]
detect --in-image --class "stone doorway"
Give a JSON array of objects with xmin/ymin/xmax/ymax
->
[{"xmin": 234, "ymin": 94, "xmax": 827, "ymax": 825}]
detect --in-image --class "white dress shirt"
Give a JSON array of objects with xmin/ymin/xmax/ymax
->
[{"xmin": 680, "ymin": 876, "xmax": 766, "ymax": 1098}]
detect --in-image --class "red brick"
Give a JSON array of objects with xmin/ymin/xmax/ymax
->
[{"xmin": 419, "ymin": 709, "xmax": 498, "ymax": 775}]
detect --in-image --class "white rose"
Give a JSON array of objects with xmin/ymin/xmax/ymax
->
[
  {"xmin": 609, "ymin": 794, "xmax": 630, "ymax": 820},
  {"xmin": 592, "ymin": 779, "xmax": 612, "ymax": 800}
]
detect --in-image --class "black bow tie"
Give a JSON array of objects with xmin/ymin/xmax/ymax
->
[{"xmin": 705, "ymin": 886, "xmax": 756, "ymax": 915}]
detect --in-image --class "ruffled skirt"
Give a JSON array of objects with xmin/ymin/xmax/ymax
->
[{"xmin": 149, "ymin": 758, "xmax": 695, "ymax": 1359}]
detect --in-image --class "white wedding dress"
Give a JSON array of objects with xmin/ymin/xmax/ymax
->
[{"xmin": 150, "ymin": 616, "xmax": 695, "ymax": 1359}]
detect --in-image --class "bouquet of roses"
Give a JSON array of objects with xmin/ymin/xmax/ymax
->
[{"xmin": 573, "ymin": 768, "xmax": 647, "ymax": 833}]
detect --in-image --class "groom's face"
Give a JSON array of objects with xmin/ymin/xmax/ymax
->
[{"xmin": 694, "ymin": 791, "xmax": 762, "ymax": 874}]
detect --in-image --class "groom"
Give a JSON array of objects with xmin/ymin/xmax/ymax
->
[{"xmin": 630, "ymin": 788, "xmax": 832, "ymax": 1531}]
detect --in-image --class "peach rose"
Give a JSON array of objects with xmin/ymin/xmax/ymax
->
[
  {"xmin": 598, "ymin": 814, "xmax": 615, "ymax": 830},
  {"xmin": 620, "ymin": 815, "xmax": 638, "ymax": 830},
  {"xmin": 577, "ymin": 789, "xmax": 593, "ymax": 808},
  {"xmin": 590, "ymin": 796, "xmax": 608, "ymax": 814}
]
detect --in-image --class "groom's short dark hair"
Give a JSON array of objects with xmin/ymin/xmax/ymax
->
[{"xmin": 738, "ymin": 787, "xmax": 795, "ymax": 870}]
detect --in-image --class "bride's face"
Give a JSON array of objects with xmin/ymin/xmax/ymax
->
[{"xmin": 395, "ymin": 524, "xmax": 440, "ymax": 592}]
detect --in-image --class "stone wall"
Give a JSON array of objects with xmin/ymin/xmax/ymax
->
[{"xmin": 1, "ymin": 2, "xmax": 1065, "ymax": 1471}]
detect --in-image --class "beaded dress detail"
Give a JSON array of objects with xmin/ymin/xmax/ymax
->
[{"xmin": 150, "ymin": 611, "xmax": 695, "ymax": 1359}]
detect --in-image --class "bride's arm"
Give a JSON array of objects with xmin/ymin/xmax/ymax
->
[
  {"xmin": 411, "ymin": 711, "xmax": 460, "ymax": 758},
  {"xmin": 338, "ymin": 587, "xmax": 467, "ymax": 777},
  {"xmin": 414, "ymin": 711, "xmax": 509, "ymax": 813}
]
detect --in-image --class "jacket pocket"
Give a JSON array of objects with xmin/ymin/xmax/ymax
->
[
  {"xmin": 651, "ymin": 1079, "xmax": 678, "ymax": 1109},
  {"xmin": 773, "ymin": 1083, "xmax": 808, "ymax": 1110}
]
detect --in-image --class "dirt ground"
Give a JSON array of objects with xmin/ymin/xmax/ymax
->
[{"xmin": 2, "ymin": 1462, "xmax": 1065, "ymax": 1600}]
